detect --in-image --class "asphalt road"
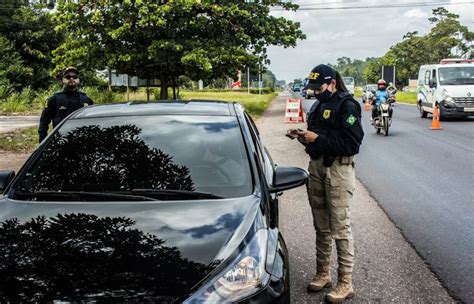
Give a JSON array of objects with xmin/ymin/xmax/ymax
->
[
  {"xmin": 299, "ymin": 94, "xmax": 474, "ymax": 303},
  {"xmin": 0, "ymin": 115, "xmax": 40, "ymax": 133},
  {"xmin": 257, "ymin": 91, "xmax": 453, "ymax": 303}
]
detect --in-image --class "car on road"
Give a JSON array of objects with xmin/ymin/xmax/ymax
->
[
  {"xmin": 362, "ymin": 84, "xmax": 377, "ymax": 102},
  {"xmin": 342, "ymin": 77, "xmax": 355, "ymax": 96},
  {"xmin": 292, "ymin": 83, "xmax": 301, "ymax": 92},
  {"xmin": 417, "ymin": 58, "xmax": 474, "ymax": 120},
  {"xmin": 0, "ymin": 100, "xmax": 308, "ymax": 303}
]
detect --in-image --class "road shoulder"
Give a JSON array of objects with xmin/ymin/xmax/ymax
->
[{"xmin": 256, "ymin": 91, "xmax": 454, "ymax": 303}]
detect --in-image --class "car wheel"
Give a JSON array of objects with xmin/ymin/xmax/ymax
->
[
  {"xmin": 418, "ymin": 101, "xmax": 428, "ymax": 118},
  {"xmin": 439, "ymin": 106, "xmax": 446, "ymax": 121}
]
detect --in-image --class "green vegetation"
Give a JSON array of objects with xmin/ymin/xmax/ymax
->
[
  {"xmin": 330, "ymin": 8, "xmax": 472, "ymax": 87},
  {"xmin": 180, "ymin": 91, "xmax": 277, "ymax": 118},
  {"xmin": 54, "ymin": 1, "xmax": 304, "ymax": 99},
  {"xmin": 396, "ymin": 92, "xmax": 417, "ymax": 104},
  {"xmin": 354, "ymin": 87, "xmax": 363, "ymax": 98},
  {"xmin": 0, "ymin": 126, "xmax": 38, "ymax": 152}
]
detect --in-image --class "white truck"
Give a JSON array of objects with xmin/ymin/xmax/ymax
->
[
  {"xmin": 342, "ymin": 77, "xmax": 355, "ymax": 96},
  {"xmin": 417, "ymin": 58, "xmax": 474, "ymax": 120}
]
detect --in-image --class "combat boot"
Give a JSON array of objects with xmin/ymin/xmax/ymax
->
[
  {"xmin": 307, "ymin": 262, "xmax": 332, "ymax": 292},
  {"xmin": 325, "ymin": 272, "xmax": 354, "ymax": 303}
]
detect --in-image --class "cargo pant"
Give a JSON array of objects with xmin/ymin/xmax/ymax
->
[{"xmin": 307, "ymin": 157, "xmax": 355, "ymax": 273}]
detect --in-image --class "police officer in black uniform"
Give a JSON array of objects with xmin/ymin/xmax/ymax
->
[
  {"xmin": 287, "ymin": 64, "xmax": 363, "ymax": 303},
  {"xmin": 38, "ymin": 67, "xmax": 94, "ymax": 142}
]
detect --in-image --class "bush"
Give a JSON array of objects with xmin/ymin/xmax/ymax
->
[
  {"xmin": 0, "ymin": 87, "xmax": 34, "ymax": 113},
  {"xmin": 82, "ymin": 87, "xmax": 123, "ymax": 104},
  {"xmin": 0, "ymin": 84, "xmax": 14, "ymax": 101}
]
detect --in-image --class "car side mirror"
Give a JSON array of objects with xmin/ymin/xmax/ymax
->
[
  {"xmin": 0, "ymin": 170, "xmax": 15, "ymax": 193},
  {"xmin": 270, "ymin": 166, "xmax": 308, "ymax": 193},
  {"xmin": 428, "ymin": 78, "xmax": 437, "ymax": 88}
]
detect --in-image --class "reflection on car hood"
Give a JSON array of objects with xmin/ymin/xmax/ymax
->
[{"xmin": 0, "ymin": 196, "xmax": 260, "ymax": 302}]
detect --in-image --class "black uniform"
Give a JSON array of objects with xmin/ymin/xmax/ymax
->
[
  {"xmin": 38, "ymin": 89, "xmax": 93, "ymax": 142},
  {"xmin": 304, "ymin": 91, "xmax": 364, "ymax": 165}
]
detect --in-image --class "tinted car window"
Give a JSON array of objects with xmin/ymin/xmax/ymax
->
[{"xmin": 15, "ymin": 115, "xmax": 252, "ymax": 199}]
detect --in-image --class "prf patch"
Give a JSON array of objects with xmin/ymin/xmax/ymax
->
[
  {"xmin": 309, "ymin": 72, "xmax": 319, "ymax": 80},
  {"xmin": 323, "ymin": 109, "xmax": 331, "ymax": 119},
  {"xmin": 346, "ymin": 114, "xmax": 357, "ymax": 125}
]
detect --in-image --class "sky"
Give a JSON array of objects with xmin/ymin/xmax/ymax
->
[{"xmin": 266, "ymin": 0, "xmax": 474, "ymax": 83}]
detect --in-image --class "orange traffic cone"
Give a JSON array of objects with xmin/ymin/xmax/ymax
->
[
  {"xmin": 364, "ymin": 101, "xmax": 371, "ymax": 112},
  {"xmin": 430, "ymin": 104, "xmax": 443, "ymax": 130}
]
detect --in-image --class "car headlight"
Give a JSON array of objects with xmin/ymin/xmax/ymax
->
[
  {"xmin": 441, "ymin": 89, "xmax": 455, "ymax": 105},
  {"xmin": 184, "ymin": 229, "xmax": 270, "ymax": 303}
]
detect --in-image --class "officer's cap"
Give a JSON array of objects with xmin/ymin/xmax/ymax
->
[
  {"xmin": 305, "ymin": 64, "xmax": 336, "ymax": 90},
  {"xmin": 63, "ymin": 66, "xmax": 80, "ymax": 77}
]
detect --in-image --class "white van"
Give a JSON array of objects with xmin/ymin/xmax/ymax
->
[
  {"xmin": 342, "ymin": 77, "xmax": 355, "ymax": 96},
  {"xmin": 417, "ymin": 59, "xmax": 474, "ymax": 119}
]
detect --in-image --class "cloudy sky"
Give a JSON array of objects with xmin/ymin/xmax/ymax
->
[{"xmin": 267, "ymin": 0, "xmax": 473, "ymax": 83}]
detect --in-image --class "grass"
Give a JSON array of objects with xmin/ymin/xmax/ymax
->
[
  {"xmin": 396, "ymin": 91, "xmax": 417, "ymax": 104},
  {"xmin": 117, "ymin": 88, "xmax": 278, "ymax": 118},
  {"xmin": 179, "ymin": 90, "xmax": 277, "ymax": 118},
  {"xmin": 0, "ymin": 126, "xmax": 38, "ymax": 152}
]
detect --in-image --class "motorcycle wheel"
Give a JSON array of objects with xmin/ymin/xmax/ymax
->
[{"xmin": 383, "ymin": 116, "xmax": 389, "ymax": 136}]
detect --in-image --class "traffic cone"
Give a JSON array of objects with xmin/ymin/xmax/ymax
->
[
  {"xmin": 364, "ymin": 101, "xmax": 371, "ymax": 112},
  {"xmin": 430, "ymin": 104, "xmax": 443, "ymax": 130}
]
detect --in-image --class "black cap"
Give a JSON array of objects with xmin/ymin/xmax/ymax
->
[
  {"xmin": 305, "ymin": 64, "xmax": 336, "ymax": 90},
  {"xmin": 63, "ymin": 66, "xmax": 79, "ymax": 77}
]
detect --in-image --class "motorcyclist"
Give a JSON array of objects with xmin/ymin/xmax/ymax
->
[{"xmin": 371, "ymin": 79, "xmax": 393, "ymax": 122}]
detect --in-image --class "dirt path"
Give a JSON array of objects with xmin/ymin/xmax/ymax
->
[{"xmin": 0, "ymin": 150, "xmax": 30, "ymax": 172}]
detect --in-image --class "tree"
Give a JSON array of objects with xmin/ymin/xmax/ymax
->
[
  {"xmin": 367, "ymin": 7, "xmax": 473, "ymax": 86},
  {"xmin": 53, "ymin": 1, "xmax": 305, "ymax": 99},
  {"xmin": 426, "ymin": 7, "xmax": 473, "ymax": 60},
  {"xmin": 0, "ymin": 3, "xmax": 63, "ymax": 90},
  {"xmin": 332, "ymin": 57, "xmax": 367, "ymax": 85},
  {"xmin": 0, "ymin": 36, "xmax": 32, "ymax": 92}
]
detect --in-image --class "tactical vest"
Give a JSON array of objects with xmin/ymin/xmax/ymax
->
[
  {"xmin": 52, "ymin": 91, "xmax": 89, "ymax": 127},
  {"xmin": 306, "ymin": 92, "xmax": 361, "ymax": 165},
  {"xmin": 307, "ymin": 92, "xmax": 359, "ymax": 131}
]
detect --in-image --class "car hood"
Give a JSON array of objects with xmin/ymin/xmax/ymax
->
[
  {"xmin": 442, "ymin": 84, "xmax": 474, "ymax": 97},
  {"xmin": 0, "ymin": 195, "xmax": 261, "ymax": 302}
]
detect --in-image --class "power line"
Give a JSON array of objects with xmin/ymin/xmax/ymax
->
[{"xmin": 271, "ymin": 1, "xmax": 474, "ymax": 11}]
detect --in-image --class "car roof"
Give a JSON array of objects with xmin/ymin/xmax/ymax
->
[{"xmin": 73, "ymin": 100, "xmax": 238, "ymax": 119}]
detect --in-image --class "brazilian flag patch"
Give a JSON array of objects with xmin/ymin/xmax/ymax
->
[{"xmin": 346, "ymin": 114, "xmax": 357, "ymax": 125}]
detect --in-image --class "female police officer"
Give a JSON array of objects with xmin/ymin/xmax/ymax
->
[{"xmin": 287, "ymin": 64, "xmax": 363, "ymax": 302}]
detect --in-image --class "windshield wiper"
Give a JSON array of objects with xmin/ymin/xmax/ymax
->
[
  {"xmin": 13, "ymin": 190, "xmax": 157, "ymax": 201},
  {"xmin": 131, "ymin": 189, "xmax": 223, "ymax": 200}
]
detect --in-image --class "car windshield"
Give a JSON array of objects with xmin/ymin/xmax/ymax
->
[
  {"xmin": 14, "ymin": 115, "xmax": 253, "ymax": 200},
  {"xmin": 438, "ymin": 67, "xmax": 474, "ymax": 85},
  {"xmin": 366, "ymin": 85, "xmax": 377, "ymax": 92},
  {"xmin": 343, "ymin": 77, "xmax": 354, "ymax": 85}
]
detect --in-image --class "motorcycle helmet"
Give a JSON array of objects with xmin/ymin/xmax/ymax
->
[{"xmin": 377, "ymin": 79, "xmax": 387, "ymax": 90}]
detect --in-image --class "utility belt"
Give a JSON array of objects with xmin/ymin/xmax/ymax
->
[{"xmin": 311, "ymin": 155, "xmax": 354, "ymax": 167}]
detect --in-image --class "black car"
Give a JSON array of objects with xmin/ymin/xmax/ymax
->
[{"xmin": 0, "ymin": 101, "xmax": 307, "ymax": 303}]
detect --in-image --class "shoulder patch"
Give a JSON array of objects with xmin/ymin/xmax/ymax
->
[{"xmin": 346, "ymin": 114, "xmax": 357, "ymax": 125}]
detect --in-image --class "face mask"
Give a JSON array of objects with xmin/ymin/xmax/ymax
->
[{"xmin": 315, "ymin": 84, "xmax": 334, "ymax": 102}]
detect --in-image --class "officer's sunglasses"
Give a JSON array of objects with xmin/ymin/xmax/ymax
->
[{"xmin": 64, "ymin": 75, "xmax": 79, "ymax": 80}]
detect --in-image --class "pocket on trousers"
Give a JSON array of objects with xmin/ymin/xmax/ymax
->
[{"xmin": 328, "ymin": 184, "xmax": 353, "ymax": 208}]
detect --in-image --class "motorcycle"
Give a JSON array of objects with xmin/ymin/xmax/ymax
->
[{"xmin": 369, "ymin": 93, "xmax": 395, "ymax": 136}]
